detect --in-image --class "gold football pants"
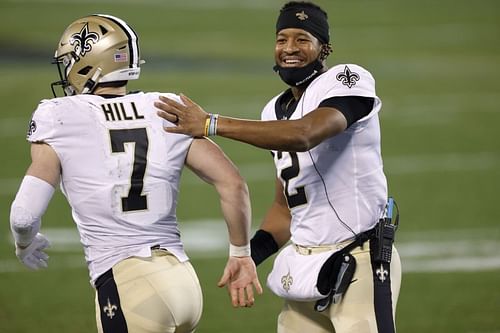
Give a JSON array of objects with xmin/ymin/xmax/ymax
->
[
  {"xmin": 278, "ymin": 242, "xmax": 402, "ymax": 333},
  {"xmin": 95, "ymin": 249, "xmax": 203, "ymax": 333}
]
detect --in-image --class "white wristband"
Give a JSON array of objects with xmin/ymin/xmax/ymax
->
[{"xmin": 229, "ymin": 243, "xmax": 251, "ymax": 257}]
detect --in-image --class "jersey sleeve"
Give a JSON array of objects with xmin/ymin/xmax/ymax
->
[
  {"xmin": 312, "ymin": 64, "xmax": 382, "ymax": 122},
  {"xmin": 321, "ymin": 64, "xmax": 377, "ymax": 100},
  {"xmin": 151, "ymin": 92, "xmax": 184, "ymax": 129},
  {"xmin": 26, "ymin": 99, "xmax": 57, "ymax": 144}
]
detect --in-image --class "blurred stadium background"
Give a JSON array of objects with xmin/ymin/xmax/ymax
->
[{"xmin": 1, "ymin": 0, "xmax": 499, "ymax": 332}]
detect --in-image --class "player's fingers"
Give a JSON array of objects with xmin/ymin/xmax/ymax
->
[
  {"xmin": 23, "ymin": 255, "xmax": 39, "ymax": 270},
  {"xmin": 245, "ymin": 285, "xmax": 255, "ymax": 307},
  {"xmin": 154, "ymin": 102, "xmax": 181, "ymax": 116},
  {"xmin": 158, "ymin": 95, "xmax": 185, "ymax": 109},
  {"xmin": 163, "ymin": 126, "xmax": 184, "ymax": 134},
  {"xmin": 37, "ymin": 257, "xmax": 48, "ymax": 269},
  {"xmin": 32, "ymin": 250, "xmax": 49, "ymax": 262},
  {"xmin": 180, "ymin": 94, "xmax": 197, "ymax": 107},
  {"xmin": 254, "ymin": 278, "xmax": 263, "ymax": 295},
  {"xmin": 217, "ymin": 270, "xmax": 231, "ymax": 288},
  {"xmin": 238, "ymin": 287, "xmax": 246, "ymax": 307},
  {"xmin": 154, "ymin": 100, "xmax": 170, "ymax": 112},
  {"xmin": 28, "ymin": 251, "xmax": 48, "ymax": 269},
  {"xmin": 230, "ymin": 285, "xmax": 239, "ymax": 307},
  {"xmin": 156, "ymin": 110, "xmax": 179, "ymax": 124}
]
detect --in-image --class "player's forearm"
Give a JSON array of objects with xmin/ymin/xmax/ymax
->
[
  {"xmin": 10, "ymin": 176, "xmax": 55, "ymax": 246},
  {"xmin": 250, "ymin": 201, "xmax": 291, "ymax": 265},
  {"xmin": 259, "ymin": 202, "xmax": 292, "ymax": 248},
  {"xmin": 218, "ymin": 181, "xmax": 252, "ymax": 247},
  {"xmin": 216, "ymin": 116, "xmax": 315, "ymax": 152}
]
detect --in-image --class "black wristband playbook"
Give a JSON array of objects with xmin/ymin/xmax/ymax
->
[{"xmin": 250, "ymin": 229, "xmax": 279, "ymax": 266}]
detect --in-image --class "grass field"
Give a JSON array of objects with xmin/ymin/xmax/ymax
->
[{"xmin": 1, "ymin": 0, "xmax": 500, "ymax": 332}]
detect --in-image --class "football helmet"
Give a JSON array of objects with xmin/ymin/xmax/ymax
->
[{"xmin": 51, "ymin": 14, "xmax": 142, "ymax": 96}]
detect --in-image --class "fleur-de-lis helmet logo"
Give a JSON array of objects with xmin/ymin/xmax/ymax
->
[
  {"xmin": 69, "ymin": 23, "xmax": 99, "ymax": 59},
  {"xmin": 336, "ymin": 65, "xmax": 360, "ymax": 88}
]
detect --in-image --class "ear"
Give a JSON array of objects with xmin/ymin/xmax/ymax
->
[{"xmin": 319, "ymin": 43, "xmax": 333, "ymax": 61}]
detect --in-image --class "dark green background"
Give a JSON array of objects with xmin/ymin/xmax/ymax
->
[{"xmin": 1, "ymin": 0, "xmax": 499, "ymax": 332}]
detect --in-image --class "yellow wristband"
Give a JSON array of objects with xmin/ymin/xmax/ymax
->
[{"xmin": 204, "ymin": 116, "xmax": 211, "ymax": 137}]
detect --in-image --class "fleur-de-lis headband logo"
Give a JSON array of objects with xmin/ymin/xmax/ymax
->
[{"xmin": 295, "ymin": 10, "xmax": 308, "ymax": 21}]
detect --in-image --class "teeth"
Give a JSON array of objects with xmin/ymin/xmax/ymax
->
[{"xmin": 285, "ymin": 59, "xmax": 301, "ymax": 64}]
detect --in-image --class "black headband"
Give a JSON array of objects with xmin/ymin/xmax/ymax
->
[{"xmin": 276, "ymin": 5, "xmax": 329, "ymax": 44}]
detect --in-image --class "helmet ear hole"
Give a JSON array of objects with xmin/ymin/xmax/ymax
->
[{"xmin": 78, "ymin": 66, "xmax": 92, "ymax": 75}]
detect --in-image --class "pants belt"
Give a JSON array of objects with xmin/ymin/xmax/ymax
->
[{"xmin": 293, "ymin": 237, "xmax": 355, "ymax": 255}]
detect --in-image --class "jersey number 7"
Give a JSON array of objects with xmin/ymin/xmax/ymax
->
[{"xmin": 109, "ymin": 128, "xmax": 149, "ymax": 212}]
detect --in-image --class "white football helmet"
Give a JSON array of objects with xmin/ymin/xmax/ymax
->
[{"xmin": 51, "ymin": 14, "xmax": 143, "ymax": 96}]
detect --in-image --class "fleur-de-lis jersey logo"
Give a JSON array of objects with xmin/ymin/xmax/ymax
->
[
  {"xmin": 26, "ymin": 119, "xmax": 36, "ymax": 138},
  {"xmin": 69, "ymin": 23, "xmax": 99, "ymax": 58},
  {"xmin": 336, "ymin": 65, "xmax": 360, "ymax": 88},
  {"xmin": 103, "ymin": 298, "xmax": 118, "ymax": 319},
  {"xmin": 281, "ymin": 272, "xmax": 293, "ymax": 292},
  {"xmin": 296, "ymin": 10, "xmax": 309, "ymax": 21},
  {"xmin": 376, "ymin": 263, "xmax": 389, "ymax": 283}
]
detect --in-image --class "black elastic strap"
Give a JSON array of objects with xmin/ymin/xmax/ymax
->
[
  {"xmin": 250, "ymin": 229, "xmax": 279, "ymax": 266},
  {"xmin": 370, "ymin": 241, "xmax": 396, "ymax": 333},
  {"xmin": 96, "ymin": 269, "xmax": 128, "ymax": 333}
]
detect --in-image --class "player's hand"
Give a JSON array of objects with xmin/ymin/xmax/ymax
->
[
  {"xmin": 15, "ymin": 233, "xmax": 50, "ymax": 270},
  {"xmin": 155, "ymin": 94, "xmax": 208, "ymax": 137},
  {"xmin": 218, "ymin": 256, "xmax": 263, "ymax": 308}
]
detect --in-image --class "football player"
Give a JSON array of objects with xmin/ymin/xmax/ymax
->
[
  {"xmin": 10, "ymin": 14, "xmax": 262, "ymax": 333},
  {"xmin": 155, "ymin": 1, "xmax": 402, "ymax": 332}
]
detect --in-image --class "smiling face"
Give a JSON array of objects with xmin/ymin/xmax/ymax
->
[{"xmin": 275, "ymin": 28, "xmax": 323, "ymax": 68}]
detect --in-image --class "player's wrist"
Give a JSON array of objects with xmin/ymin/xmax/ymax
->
[
  {"xmin": 204, "ymin": 113, "xmax": 219, "ymax": 136},
  {"xmin": 229, "ymin": 243, "xmax": 251, "ymax": 257},
  {"xmin": 15, "ymin": 241, "xmax": 31, "ymax": 249}
]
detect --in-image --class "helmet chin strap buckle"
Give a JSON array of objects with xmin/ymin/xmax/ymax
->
[
  {"xmin": 64, "ymin": 85, "xmax": 76, "ymax": 96},
  {"xmin": 81, "ymin": 68, "xmax": 102, "ymax": 94}
]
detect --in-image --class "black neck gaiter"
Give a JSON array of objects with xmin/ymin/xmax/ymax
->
[{"xmin": 273, "ymin": 59, "xmax": 324, "ymax": 88}]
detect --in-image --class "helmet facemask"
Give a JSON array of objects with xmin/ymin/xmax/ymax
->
[{"xmin": 51, "ymin": 53, "xmax": 80, "ymax": 96}]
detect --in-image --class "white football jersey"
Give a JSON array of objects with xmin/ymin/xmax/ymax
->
[
  {"xmin": 261, "ymin": 64, "xmax": 388, "ymax": 246},
  {"xmin": 27, "ymin": 92, "xmax": 192, "ymax": 284}
]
